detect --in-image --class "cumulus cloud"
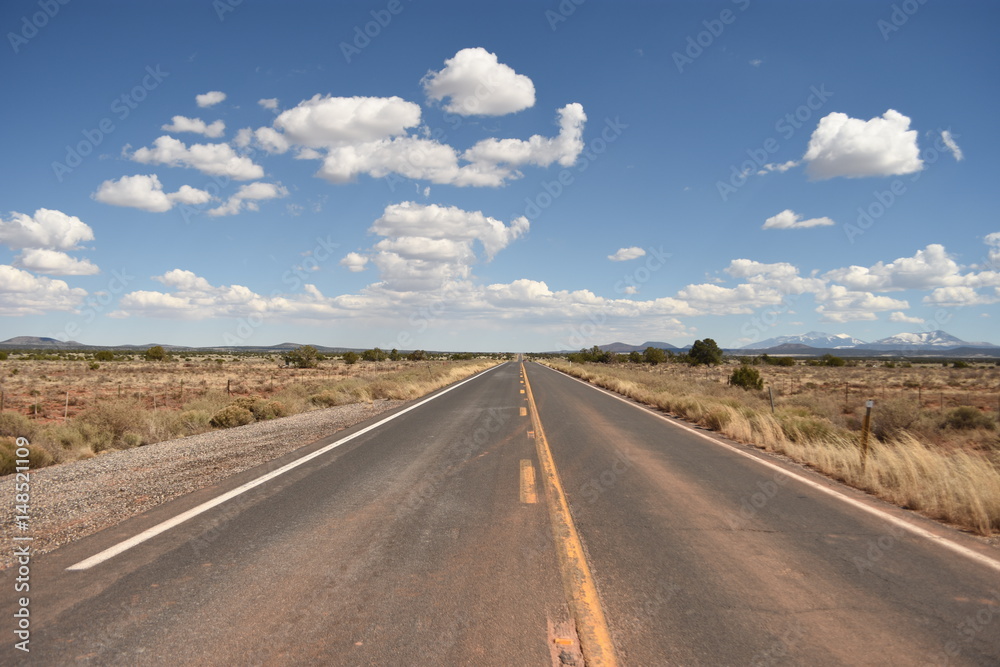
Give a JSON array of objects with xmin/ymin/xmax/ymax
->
[
  {"xmin": 724, "ymin": 259, "xmax": 826, "ymax": 294},
  {"xmin": 92, "ymin": 174, "xmax": 213, "ymax": 212},
  {"xmin": 422, "ymin": 47, "xmax": 535, "ymax": 116},
  {"xmin": 258, "ymin": 98, "xmax": 279, "ymax": 110},
  {"xmin": 922, "ymin": 286, "xmax": 997, "ymax": 307},
  {"xmin": 129, "ymin": 135, "xmax": 264, "ymax": 180},
  {"xmin": 815, "ymin": 285, "xmax": 908, "ymax": 322},
  {"xmin": 365, "ymin": 202, "xmax": 529, "ymax": 291},
  {"xmin": 461, "ymin": 103, "xmax": 586, "ymax": 171},
  {"xmin": 274, "ymin": 95, "xmax": 421, "ymax": 148},
  {"xmin": 0, "ymin": 209, "xmax": 94, "ymax": 250},
  {"xmin": 762, "ymin": 209, "xmax": 835, "ymax": 230},
  {"xmin": 803, "ymin": 109, "xmax": 922, "ymax": 180},
  {"xmin": 609, "ymin": 247, "xmax": 645, "ymax": 261},
  {"xmin": 823, "ymin": 244, "xmax": 1000, "ymax": 292},
  {"xmin": 941, "ymin": 130, "xmax": 963, "ymax": 161},
  {"xmin": 0, "ymin": 264, "xmax": 87, "ymax": 315},
  {"xmin": 340, "ymin": 252, "xmax": 369, "ymax": 272},
  {"xmin": 207, "ymin": 182, "xmax": 288, "ymax": 217},
  {"xmin": 14, "ymin": 248, "xmax": 99, "ymax": 276},
  {"xmin": 889, "ymin": 311, "xmax": 924, "ymax": 324},
  {"xmin": 161, "ymin": 116, "xmax": 225, "ymax": 138},
  {"xmin": 196, "ymin": 91, "xmax": 226, "ymax": 107}
]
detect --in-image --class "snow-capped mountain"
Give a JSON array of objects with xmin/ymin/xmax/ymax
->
[
  {"xmin": 856, "ymin": 330, "xmax": 995, "ymax": 350},
  {"xmin": 744, "ymin": 332, "xmax": 867, "ymax": 350}
]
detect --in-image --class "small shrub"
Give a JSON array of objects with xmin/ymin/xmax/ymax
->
[
  {"xmin": 93, "ymin": 350, "xmax": 115, "ymax": 362},
  {"xmin": 79, "ymin": 399, "xmax": 148, "ymax": 449},
  {"xmin": 89, "ymin": 362, "xmax": 100, "ymax": 370},
  {"xmin": 342, "ymin": 351, "xmax": 359, "ymax": 365},
  {"xmin": 0, "ymin": 436, "xmax": 54, "ymax": 475},
  {"xmin": 209, "ymin": 405, "xmax": 254, "ymax": 429},
  {"xmin": 941, "ymin": 406, "xmax": 995, "ymax": 431},
  {"xmin": 729, "ymin": 365, "xmax": 763, "ymax": 391},
  {"xmin": 873, "ymin": 397, "xmax": 921, "ymax": 441}
]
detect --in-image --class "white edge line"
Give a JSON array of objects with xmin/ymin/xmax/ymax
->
[
  {"xmin": 67, "ymin": 363, "xmax": 506, "ymax": 571},
  {"xmin": 532, "ymin": 363, "xmax": 1000, "ymax": 574}
]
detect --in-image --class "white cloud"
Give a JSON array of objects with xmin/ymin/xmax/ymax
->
[
  {"xmin": 422, "ymin": 47, "xmax": 536, "ymax": 116},
  {"xmin": 941, "ymin": 130, "xmax": 963, "ymax": 161},
  {"xmin": 985, "ymin": 232, "xmax": 1000, "ymax": 269},
  {"xmin": 365, "ymin": 202, "xmax": 529, "ymax": 291},
  {"xmin": 803, "ymin": 109, "xmax": 922, "ymax": 180},
  {"xmin": 461, "ymin": 103, "xmax": 586, "ymax": 171},
  {"xmin": 922, "ymin": 286, "xmax": 997, "ymax": 307},
  {"xmin": 340, "ymin": 252, "xmax": 369, "ymax": 272},
  {"xmin": 161, "ymin": 116, "xmax": 225, "ymax": 138},
  {"xmin": 889, "ymin": 311, "xmax": 924, "ymax": 324},
  {"xmin": 756, "ymin": 160, "xmax": 799, "ymax": 175},
  {"xmin": 609, "ymin": 247, "xmax": 646, "ymax": 261},
  {"xmin": 274, "ymin": 95, "xmax": 421, "ymax": 148},
  {"xmin": 815, "ymin": 285, "xmax": 908, "ymax": 322},
  {"xmin": 207, "ymin": 182, "xmax": 288, "ymax": 217},
  {"xmin": 92, "ymin": 174, "xmax": 212, "ymax": 212},
  {"xmin": 675, "ymin": 282, "xmax": 783, "ymax": 315},
  {"xmin": 749, "ymin": 59, "xmax": 763, "ymax": 67},
  {"xmin": 0, "ymin": 209, "xmax": 94, "ymax": 250},
  {"xmin": 762, "ymin": 209, "xmax": 835, "ymax": 230},
  {"xmin": 258, "ymin": 98, "xmax": 279, "ymax": 110},
  {"xmin": 196, "ymin": 91, "xmax": 226, "ymax": 107},
  {"xmin": 0, "ymin": 264, "xmax": 87, "ymax": 315},
  {"xmin": 14, "ymin": 248, "xmax": 99, "ymax": 276},
  {"xmin": 823, "ymin": 244, "xmax": 1000, "ymax": 292},
  {"xmin": 129, "ymin": 135, "xmax": 264, "ymax": 180},
  {"xmin": 724, "ymin": 259, "xmax": 826, "ymax": 294}
]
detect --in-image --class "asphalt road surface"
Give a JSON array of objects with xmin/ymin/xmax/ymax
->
[{"xmin": 3, "ymin": 360, "xmax": 999, "ymax": 665}]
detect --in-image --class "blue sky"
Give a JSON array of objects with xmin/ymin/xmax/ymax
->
[{"xmin": 2, "ymin": 0, "xmax": 998, "ymax": 351}]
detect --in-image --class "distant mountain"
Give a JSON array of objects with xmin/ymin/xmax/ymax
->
[
  {"xmin": 856, "ymin": 330, "xmax": 997, "ymax": 351},
  {"xmin": 0, "ymin": 336, "xmax": 84, "ymax": 348},
  {"xmin": 744, "ymin": 331, "xmax": 866, "ymax": 350},
  {"xmin": 599, "ymin": 341, "xmax": 679, "ymax": 353}
]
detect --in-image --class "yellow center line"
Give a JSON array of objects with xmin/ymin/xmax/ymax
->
[
  {"xmin": 520, "ymin": 362, "xmax": 618, "ymax": 667},
  {"xmin": 519, "ymin": 459, "xmax": 538, "ymax": 504}
]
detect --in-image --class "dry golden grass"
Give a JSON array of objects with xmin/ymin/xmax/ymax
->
[
  {"xmin": 544, "ymin": 359, "xmax": 1000, "ymax": 535},
  {"xmin": 0, "ymin": 354, "xmax": 501, "ymax": 472}
]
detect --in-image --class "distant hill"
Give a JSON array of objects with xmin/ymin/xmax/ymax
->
[
  {"xmin": 0, "ymin": 336, "xmax": 85, "ymax": 348},
  {"xmin": 598, "ymin": 341, "xmax": 679, "ymax": 353},
  {"xmin": 744, "ymin": 332, "xmax": 865, "ymax": 350},
  {"xmin": 856, "ymin": 330, "xmax": 997, "ymax": 351}
]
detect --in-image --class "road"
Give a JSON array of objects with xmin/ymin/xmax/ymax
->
[{"xmin": 3, "ymin": 360, "xmax": 999, "ymax": 665}]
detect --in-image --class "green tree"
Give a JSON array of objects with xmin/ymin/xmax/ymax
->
[
  {"xmin": 145, "ymin": 345, "xmax": 167, "ymax": 362},
  {"xmin": 729, "ymin": 365, "xmax": 764, "ymax": 391},
  {"xmin": 389, "ymin": 348, "xmax": 401, "ymax": 361},
  {"xmin": 406, "ymin": 349, "xmax": 427, "ymax": 361},
  {"xmin": 821, "ymin": 353, "xmax": 846, "ymax": 367},
  {"xmin": 362, "ymin": 347, "xmax": 388, "ymax": 362},
  {"xmin": 643, "ymin": 346, "xmax": 667, "ymax": 365},
  {"xmin": 94, "ymin": 350, "xmax": 115, "ymax": 362},
  {"xmin": 688, "ymin": 338, "xmax": 723, "ymax": 366},
  {"xmin": 342, "ymin": 351, "xmax": 359, "ymax": 365},
  {"xmin": 628, "ymin": 351, "xmax": 642, "ymax": 363},
  {"xmin": 283, "ymin": 345, "xmax": 319, "ymax": 368}
]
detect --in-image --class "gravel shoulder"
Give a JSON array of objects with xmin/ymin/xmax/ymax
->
[{"xmin": 0, "ymin": 400, "xmax": 404, "ymax": 569}]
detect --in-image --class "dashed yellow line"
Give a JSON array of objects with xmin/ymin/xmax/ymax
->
[
  {"xmin": 519, "ymin": 459, "xmax": 538, "ymax": 504},
  {"xmin": 520, "ymin": 362, "xmax": 618, "ymax": 667}
]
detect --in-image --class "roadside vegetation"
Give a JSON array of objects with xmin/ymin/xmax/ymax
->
[
  {"xmin": 0, "ymin": 348, "xmax": 504, "ymax": 474},
  {"xmin": 538, "ymin": 349, "xmax": 1000, "ymax": 536}
]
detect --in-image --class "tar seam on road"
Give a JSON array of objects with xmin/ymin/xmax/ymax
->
[
  {"xmin": 536, "ymin": 362, "xmax": 1000, "ymax": 575},
  {"xmin": 66, "ymin": 363, "xmax": 506, "ymax": 572},
  {"xmin": 521, "ymin": 362, "xmax": 619, "ymax": 667}
]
